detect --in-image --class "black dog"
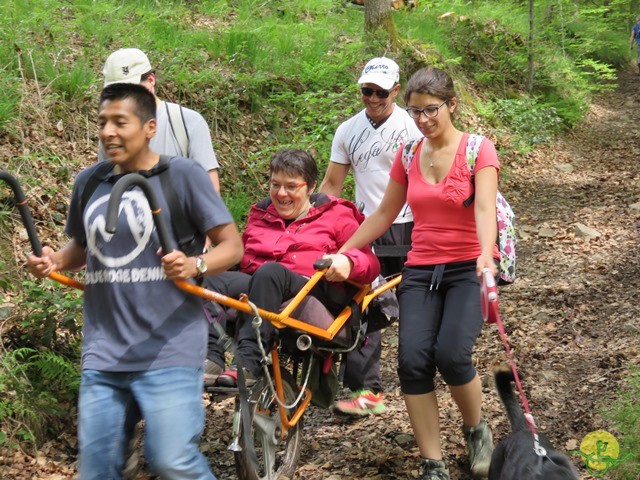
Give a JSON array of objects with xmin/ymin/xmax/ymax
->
[{"xmin": 489, "ymin": 366, "xmax": 580, "ymax": 480}]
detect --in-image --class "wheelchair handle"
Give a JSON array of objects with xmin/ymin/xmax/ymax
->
[
  {"xmin": 313, "ymin": 258, "xmax": 332, "ymax": 270},
  {"xmin": 0, "ymin": 170, "xmax": 84, "ymax": 290},
  {"xmin": 1, "ymin": 170, "xmax": 43, "ymax": 256},
  {"xmin": 105, "ymin": 173, "xmax": 177, "ymax": 253}
]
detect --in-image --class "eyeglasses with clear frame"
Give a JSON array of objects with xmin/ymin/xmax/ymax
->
[
  {"xmin": 269, "ymin": 181, "xmax": 307, "ymax": 194},
  {"xmin": 405, "ymin": 100, "xmax": 450, "ymax": 120}
]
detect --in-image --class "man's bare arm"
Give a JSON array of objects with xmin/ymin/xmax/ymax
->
[{"xmin": 318, "ymin": 162, "xmax": 350, "ymax": 197}]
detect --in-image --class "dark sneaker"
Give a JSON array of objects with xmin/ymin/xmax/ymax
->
[
  {"xmin": 463, "ymin": 419, "xmax": 494, "ymax": 478},
  {"xmin": 333, "ymin": 389, "xmax": 386, "ymax": 416},
  {"xmin": 419, "ymin": 458, "xmax": 450, "ymax": 480}
]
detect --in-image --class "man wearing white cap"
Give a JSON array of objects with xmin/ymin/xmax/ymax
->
[
  {"xmin": 319, "ymin": 57, "xmax": 422, "ymax": 416},
  {"xmin": 100, "ymin": 48, "xmax": 220, "ymax": 192}
]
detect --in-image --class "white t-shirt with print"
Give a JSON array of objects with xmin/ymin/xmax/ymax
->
[{"xmin": 330, "ymin": 104, "xmax": 422, "ymax": 223}]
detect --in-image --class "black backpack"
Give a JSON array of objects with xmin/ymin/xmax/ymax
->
[{"xmin": 80, "ymin": 155, "xmax": 200, "ymax": 256}]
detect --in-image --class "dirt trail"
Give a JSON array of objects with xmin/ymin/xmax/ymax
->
[{"xmin": 3, "ymin": 73, "xmax": 639, "ymax": 479}]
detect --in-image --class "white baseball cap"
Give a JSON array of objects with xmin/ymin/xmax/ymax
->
[
  {"xmin": 103, "ymin": 48, "xmax": 153, "ymax": 87},
  {"xmin": 357, "ymin": 57, "xmax": 400, "ymax": 90}
]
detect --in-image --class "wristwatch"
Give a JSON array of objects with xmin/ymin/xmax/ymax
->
[{"xmin": 195, "ymin": 256, "xmax": 208, "ymax": 278}]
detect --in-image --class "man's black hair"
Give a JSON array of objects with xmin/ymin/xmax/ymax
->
[
  {"xmin": 140, "ymin": 69, "xmax": 155, "ymax": 82},
  {"xmin": 99, "ymin": 83, "xmax": 156, "ymax": 124}
]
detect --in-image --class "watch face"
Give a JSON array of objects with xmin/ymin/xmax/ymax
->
[{"xmin": 197, "ymin": 257, "xmax": 207, "ymax": 274}]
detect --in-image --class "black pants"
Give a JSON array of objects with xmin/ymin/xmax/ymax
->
[
  {"xmin": 340, "ymin": 222, "xmax": 412, "ymax": 394},
  {"xmin": 204, "ymin": 271, "xmax": 251, "ymax": 366},
  {"xmin": 236, "ymin": 262, "xmax": 356, "ymax": 376},
  {"xmin": 397, "ymin": 261, "xmax": 484, "ymax": 395}
]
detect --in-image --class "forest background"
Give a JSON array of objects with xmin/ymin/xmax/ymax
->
[{"xmin": 0, "ymin": 0, "xmax": 639, "ymax": 478}]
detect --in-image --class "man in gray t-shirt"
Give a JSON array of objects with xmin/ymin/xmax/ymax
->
[
  {"xmin": 28, "ymin": 83, "xmax": 243, "ymax": 479},
  {"xmin": 99, "ymin": 48, "xmax": 221, "ymax": 192},
  {"xmin": 101, "ymin": 48, "xmax": 226, "ymax": 394}
]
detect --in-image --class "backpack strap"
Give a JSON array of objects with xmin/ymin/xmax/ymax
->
[
  {"xmin": 157, "ymin": 155, "xmax": 199, "ymax": 257},
  {"xmin": 462, "ymin": 134, "xmax": 485, "ymax": 208},
  {"xmin": 401, "ymin": 138, "xmax": 423, "ymax": 176},
  {"xmin": 465, "ymin": 134, "xmax": 484, "ymax": 173},
  {"xmin": 80, "ymin": 162, "xmax": 116, "ymax": 214},
  {"xmin": 80, "ymin": 160, "xmax": 172, "ymax": 213},
  {"xmin": 165, "ymin": 102, "xmax": 189, "ymax": 158}
]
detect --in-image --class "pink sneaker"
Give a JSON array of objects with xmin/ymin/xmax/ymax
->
[{"xmin": 334, "ymin": 390, "xmax": 386, "ymax": 416}]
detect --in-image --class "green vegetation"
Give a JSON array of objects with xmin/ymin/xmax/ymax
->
[
  {"xmin": 0, "ymin": 344, "xmax": 79, "ymax": 449},
  {"xmin": 601, "ymin": 367, "xmax": 640, "ymax": 479},
  {"xmin": 0, "ymin": 0, "xmax": 636, "ymax": 451}
]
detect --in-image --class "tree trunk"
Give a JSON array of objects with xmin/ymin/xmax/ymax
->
[
  {"xmin": 527, "ymin": 0, "xmax": 534, "ymax": 92},
  {"xmin": 364, "ymin": 0, "xmax": 399, "ymax": 45}
]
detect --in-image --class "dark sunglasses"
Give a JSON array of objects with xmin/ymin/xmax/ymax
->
[{"xmin": 361, "ymin": 87, "xmax": 391, "ymax": 99}]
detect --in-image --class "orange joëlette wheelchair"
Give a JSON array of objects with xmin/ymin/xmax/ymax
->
[{"xmin": 1, "ymin": 170, "xmax": 400, "ymax": 480}]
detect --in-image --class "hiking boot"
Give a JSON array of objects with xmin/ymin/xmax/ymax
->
[
  {"xmin": 333, "ymin": 389, "xmax": 386, "ymax": 416},
  {"xmin": 419, "ymin": 458, "xmax": 450, "ymax": 480},
  {"xmin": 203, "ymin": 359, "xmax": 224, "ymax": 386},
  {"xmin": 463, "ymin": 419, "xmax": 494, "ymax": 478}
]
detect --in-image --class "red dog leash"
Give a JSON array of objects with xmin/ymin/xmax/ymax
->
[{"xmin": 481, "ymin": 269, "xmax": 547, "ymax": 457}]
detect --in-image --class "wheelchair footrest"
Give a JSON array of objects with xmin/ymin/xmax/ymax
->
[{"xmin": 205, "ymin": 385, "xmax": 240, "ymax": 396}]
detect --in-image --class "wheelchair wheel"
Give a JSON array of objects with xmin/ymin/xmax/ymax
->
[{"xmin": 234, "ymin": 369, "xmax": 303, "ymax": 480}]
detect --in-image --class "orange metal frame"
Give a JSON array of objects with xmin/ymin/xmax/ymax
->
[
  {"xmin": 176, "ymin": 269, "xmax": 401, "ymax": 434},
  {"xmin": 35, "ymin": 261, "xmax": 402, "ymax": 436},
  {"xmin": 3, "ymin": 170, "xmax": 401, "ymax": 433},
  {"xmin": 49, "ymin": 271, "xmax": 84, "ymax": 290}
]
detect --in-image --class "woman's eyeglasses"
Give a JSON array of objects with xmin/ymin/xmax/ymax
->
[
  {"xmin": 270, "ymin": 182, "xmax": 307, "ymax": 194},
  {"xmin": 405, "ymin": 100, "xmax": 449, "ymax": 119},
  {"xmin": 361, "ymin": 87, "xmax": 391, "ymax": 99}
]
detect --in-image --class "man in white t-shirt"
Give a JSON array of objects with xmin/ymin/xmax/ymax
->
[
  {"xmin": 100, "ymin": 48, "xmax": 221, "ymax": 192},
  {"xmin": 320, "ymin": 57, "xmax": 422, "ymax": 416}
]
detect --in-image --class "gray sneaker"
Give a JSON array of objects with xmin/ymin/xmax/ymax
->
[
  {"xmin": 463, "ymin": 419, "xmax": 494, "ymax": 478},
  {"xmin": 419, "ymin": 458, "xmax": 450, "ymax": 480}
]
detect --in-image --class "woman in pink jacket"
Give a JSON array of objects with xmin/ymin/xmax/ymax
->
[{"xmin": 209, "ymin": 149, "xmax": 380, "ymax": 386}]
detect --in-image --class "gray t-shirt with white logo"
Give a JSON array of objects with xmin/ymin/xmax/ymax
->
[{"xmin": 66, "ymin": 157, "xmax": 232, "ymax": 371}]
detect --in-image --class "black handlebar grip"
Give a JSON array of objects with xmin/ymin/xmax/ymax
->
[
  {"xmin": 313, "ymin": 258, "xmax": 332, "ymax": 270},
  {"xmin": 0, "ymin": 170, "xmax": 43, "ymax": 256}
]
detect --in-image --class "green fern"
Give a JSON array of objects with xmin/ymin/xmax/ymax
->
[
  {"xmin": 29, "ymin": 350, "xmax": 81, "ymax": 391},
  {"xmin": 0, "ymin": 347, "xmax": 79, "ymax": 448}
]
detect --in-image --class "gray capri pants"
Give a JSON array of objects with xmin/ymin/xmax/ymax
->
[{"xmin": 397, "ymin": 260, "xmax": 485, "ymax": 395}]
